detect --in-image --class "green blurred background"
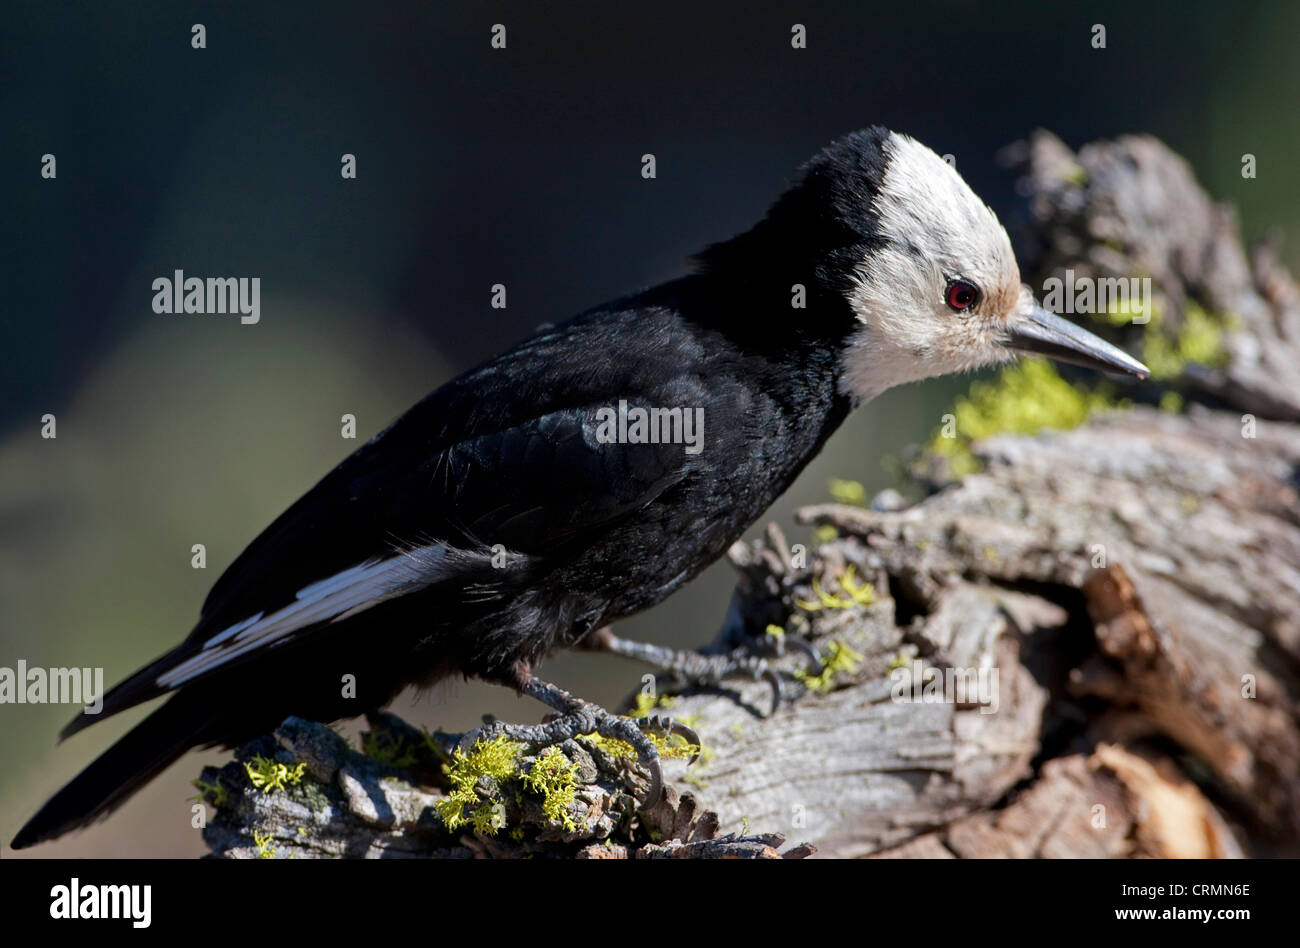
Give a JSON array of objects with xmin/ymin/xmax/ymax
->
[{"xmin": 2, "ymin": 0, "xmax": 1296, "ymax": 856}]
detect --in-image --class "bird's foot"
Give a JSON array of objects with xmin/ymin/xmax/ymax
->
[
  {"xmin": 583, "ymin": 625, "xmax": 821, "ymax": 716},
  {"xmin": 464, "ymin": 676, "xmax": 699, "ymax": 808}
]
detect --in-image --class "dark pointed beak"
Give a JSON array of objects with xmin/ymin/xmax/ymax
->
[{"xmin": 1007, "ymin": 306, "xmax": 1149, "ymax": 379}]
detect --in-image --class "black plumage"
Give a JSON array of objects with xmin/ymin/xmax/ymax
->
[{"xmin": 11, "ymin": 128, "xmax": 901, "ymax": 847}]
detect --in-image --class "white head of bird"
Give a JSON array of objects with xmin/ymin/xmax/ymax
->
[{"xmin": 835, "ymin": 131, "xmax": 1147, "ymax": 403}]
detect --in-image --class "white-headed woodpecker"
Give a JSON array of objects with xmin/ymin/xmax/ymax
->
[{"xmin": 12, "ymin": 127, "xmax": 1147, "ymax": 848}]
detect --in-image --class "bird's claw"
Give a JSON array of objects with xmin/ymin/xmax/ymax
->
[
  {"xmin": 687, "ymin": 633, "xmax": 822, "ymax": 716},
  {"xmin": 638, "ymin": 714, "xmax": 702, "ymax": 767},
  {"xmin": 590, "ymin": 627, "xmax": 823, "ymax": 717},
  {"xmin": 783, "ymin": 634, "xmax": 823, "ymax": 669},
  {"xmin": 605, "ymin": 710, "xmax": 703, "ymax": 809}
]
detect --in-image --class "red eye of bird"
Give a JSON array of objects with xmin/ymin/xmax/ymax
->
[{"xmin": 945, "ymin": 280, "xmax": 979, "ymax": 312}]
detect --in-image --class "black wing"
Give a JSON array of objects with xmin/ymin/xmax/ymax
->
[{"xmin": 67, "ymin": 304, "xmax": 705, "ymax": 732}]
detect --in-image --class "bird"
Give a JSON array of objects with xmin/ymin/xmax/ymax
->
[{"xmin": 11, "ymin": 126, "xmax": 1148, "ymax": 849}]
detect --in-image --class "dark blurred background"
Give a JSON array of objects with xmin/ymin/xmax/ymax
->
[{"xmin": 2, "ymin": 0, "xmax": 1296, "ymax": 856}]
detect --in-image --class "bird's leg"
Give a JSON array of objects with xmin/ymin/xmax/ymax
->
[
  {"xmin": 465, "ymin": 667, "xmax": 699, "ymax": 808},
  {"xmin": 579, "ymin": 625, "xmax": 821, "ymax": 716}
]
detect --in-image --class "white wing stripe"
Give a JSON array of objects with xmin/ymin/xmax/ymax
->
[
  {"xmin": 201, "ymin": 611, "xmax": 265, "ymax": 649},
  {"xmin": 156, "ymin": 544, "xmax": 447, "ymax": 688}
]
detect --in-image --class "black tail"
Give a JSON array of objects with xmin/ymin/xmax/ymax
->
[{"xmin": 10, "ymin": 693, "xmax": 214, "ymax": 849}]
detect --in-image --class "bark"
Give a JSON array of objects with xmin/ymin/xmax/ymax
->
[{"xmin": 198, "ymin": 131, "xmax": 1300, "ymax": 858}]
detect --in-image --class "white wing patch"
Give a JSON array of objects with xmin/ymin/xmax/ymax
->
[{"xmin": 156, "ymin": 543, "xmax": 448, "ymax": 688}]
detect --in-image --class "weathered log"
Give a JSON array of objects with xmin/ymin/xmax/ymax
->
[{"xmin": 197, "ymin": 131, "xmax": 1300, "ymax": 858}]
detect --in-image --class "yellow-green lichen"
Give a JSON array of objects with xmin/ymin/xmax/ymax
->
[
  {"xmin": 1141, "ymin": 302, "xmax": 1232, "ymax": 381},
  {"xmin": 437, "ymin": 720, "xmax": 706, "ymax": 835},
  {"xmin": 472, "ymin": 801, "xmax": 508, "ymax": 834},
  {"xmin": 795, "ymin": 639, "xmax": 866, "ymax": 694},
  {"xmin": 581, "ymin": 730, "xmax": 699, "ymax": 764},
  {"xmin": 1091, "ymin": 290, "xmax": 1155, "ymax": 327},
  {"xmin": 582, "ymin": 716, "xmax": 706, "ymax": 787},
  {"xmin": 521, "ymin": 748, "xmax": 579, "ymax": 832},
  {"xmin": 795, "ymin": 565, "xmax": 875, "ymax": 611},
  {"xmin": 928, "ymin": 358, "xmax": 1122, "ymax": 476},
  {"xmin": 674, "ymin": 711, "xmax": 702, "ymax": 730},
  {"xmin": 628, "ymin": 692, "xmax": 698, "ymax": 729},
  {"xmin": 433, "ymin": 735, "xmax": 524, "ymax": 833},
  {"xmin": 252, "ymin": 831, "xmax": 276, "ymax": 859},
  {"xmin": 1060, "ymin": 162, "xmax": 1089, "ymax": 187},
  {"xmin": 827, "ymin": 477, "xmax": 868, "ymax": 507},
  {"xmin": 243, "ymin": 755, "xmax": 307, "ymax": 794},
  {"xmin": 189, "ymin": 776, "xmax": 229, "ymax": 808},
  {"xmin": 629, "ymin": 691, "xmax": 678, "ymax": 718},
  {"xmin": 1159, "ymin": 390, "xmax": 1184, "ymax": 413},
  {"xmin": 813, "ymin": 524, "xmax": 838, "ymax": 545}
]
